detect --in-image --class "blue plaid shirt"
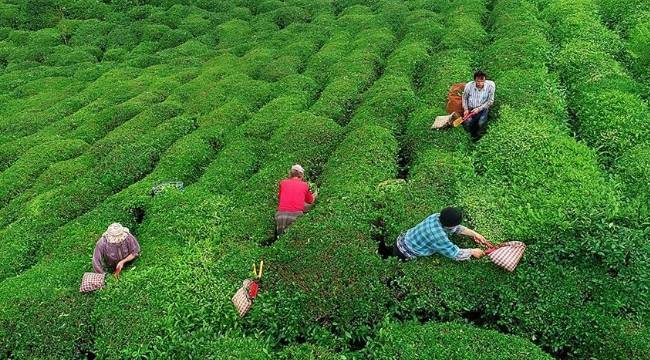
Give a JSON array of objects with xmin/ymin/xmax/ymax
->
[{"xmin": 397, "ymin": 213, "xmax": 468, "ymax": 260}]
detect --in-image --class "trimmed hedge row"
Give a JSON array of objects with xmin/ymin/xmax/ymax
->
[
  {"xmin": 347, "ymin": 74, "xmax": 416, "ymax": 135},
  {"xmin": 0, "ymin": 100, "xmax": 184, "ymax": 230},
  {"xmin": 310, "ymin": 29, "xmax": 395, "ymax": 124},
  {"xmin": 464, "ymin": 106, "xmax": 618, "ymax": 243},
  {"xmin": 249, "ymin": 1, "xmax": 475, "ymax": 349},
  {"xmin": 222, "ymin": 112, "xmax": 342, "ymax": 245},
  {"xmin": 0, "ymin": 66, "xmax": 277, "ymax": 358},
  {"xmin": 253, "ymin": 125, "xmax": 398, "ymax": 346},
  {"xmin": 541, "ymin": 0, "xmax": 650, "ymax": 168},
  {"xmin": 0, "ymin": 139, "xmax": 88, "ymax": 207},
  {"xmin": 0, "ymin": 56, "xmax": 302, "ymax": 354},
  {"xmin": 451, "ymin": 1, "xmax": 650, "ymax": 358},
  {"xmin": 627, "ymin": 13, "xmax": 650, "ymax": 90},
  {"xmin": 538, "ymin": 0, "xmax": 650, "ymax": 224},
  {"xmin": 595, "ymin": 0, "xmax": 650, "ymax": 36},
  {"xmin": 0, "ymin": 66, "xmax": 147, "ymax": 170},
  {"xmin": 366, "ymin": 321, "xmax": 552, "ymax": 359},
  {"xmin": 0, "ymin": 113, "xmax": 195, "ymax": 281}
]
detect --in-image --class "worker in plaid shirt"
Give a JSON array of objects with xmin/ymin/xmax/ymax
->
[{"xmin": 392, "ymin": 207, "xmax": 485, "ymax": 261}]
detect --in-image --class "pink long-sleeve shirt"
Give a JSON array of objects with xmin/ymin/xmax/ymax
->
[
  {"xmin": 92, "ymin": 234, "xmax": 140, "ymax": 274},
  {"xmin": 277, "ymin": 178, "xmax": 314, "ymax": 212}
]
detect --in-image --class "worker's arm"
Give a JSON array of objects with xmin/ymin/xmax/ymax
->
[
  {"xmin": 305, "ymin": 189, "xmax": 315, "ymax": 204},
  {"xmin": 455, "ymin": 248, "xmax": 485, "ymax": 260},
  {"xmin": 456, "ymin": 226, "xmax": 487, "ymax": 243},
  {"xmin": 115, "ymin": 235, "xmax": 141, "ymax": 276},
  {"xmin": 439, "ymin": 236, "xmax": 484, "ymax": 260},
  {"xmin": 446, "ymin": 226, "xmax": 485, "ymax": 259},
  {"xmin": 116, "ymin": 253, "xmax": 137, "ymax": 273}
]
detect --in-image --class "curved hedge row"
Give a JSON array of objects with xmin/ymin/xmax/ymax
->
[
  {"xmin": 452, "ymin": 1, "xmax": 650, "ymax": 358},
  {"xmin": 0, "ymin": 139, "xmax": 88, "ymax": 207},
  {"xmin": 0, "ymin": 65, "xmax": 280, "ymax": 358},
  {"xmin": 253, "ymin": 125, "xmax": 398, "ymax": 347},
  {"xmin": 309, "ymin": 28, "xmax": 394, "ymax": 124},
  {"xmin": 540, "ymin": 0, "xmax": 650, "ymax": 162},
  {"xmin": 538, "ymin": 0, "xmax": 650, "ymax": 223},
  {"xmin": 3, "ymin": 0, "xmax": 646, "ymax": 358},
  {"xmin": 366, "ymin": 321, "xmax": 552, "ymax": 359},
  {"xmin": 627, "ymin": 14, "xmax": 650, "ymax": 88}
]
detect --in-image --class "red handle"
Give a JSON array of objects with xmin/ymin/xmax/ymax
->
[
  {"xmin": 473, "ymin": 236, "xmax": 495, "ymax": 249},
  {"xmin": 248, "ymin": 281, "xmax": 259, "ymax": 298}
]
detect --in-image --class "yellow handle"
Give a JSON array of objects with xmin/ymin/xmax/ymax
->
[{"xmin": 258, "ymin": 260, "xmax": 264, "ymax": 278}]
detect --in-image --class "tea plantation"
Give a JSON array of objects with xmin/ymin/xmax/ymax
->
[{"xmin": 1, "ymin": 0, "xmax": 649, "ymax": 359}]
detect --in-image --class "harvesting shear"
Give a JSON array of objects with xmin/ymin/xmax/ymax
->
[
  {"xmin": 454, "ymin": 110, "xmax": 478, "ymax": 127},
  {"xmin": 252, "ymin": 260, "xmax": 264, "ymax": 279},
  {"xmin": 249, "ymin": 260, "xmax": 264, "ymax": 298}
]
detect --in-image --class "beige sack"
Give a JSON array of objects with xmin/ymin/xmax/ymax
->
[{"xmin": 431, "ymin": 112, "xmax": 460, "ymax": 130}]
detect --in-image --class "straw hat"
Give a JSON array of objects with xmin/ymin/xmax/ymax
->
[
  {"xmin": 291, "ymin": 164, "xmax": 305, "ymax": 174},
  {"xmin": 103, "ymin": 223, "xmax": 130, "ymax": 244}
]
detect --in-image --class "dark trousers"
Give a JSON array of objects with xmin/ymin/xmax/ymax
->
[
  {"xmin": 391, "ymin": 244, "xmax": 408, "ymax": 261},
  {"xmin": 463, "ymin": 108, "xmax": 489, "ymax": 139}
]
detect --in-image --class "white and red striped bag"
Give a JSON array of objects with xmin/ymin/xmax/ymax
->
[
  {"xmin": 232, "ymin": 260, "xmax": 264, "ymax": 317},
  {"xmin": 80, "ymin": 272, "xmax": 105, "ymax": 293},
  {"xmin": 232, "ymin": 279, "xmax": 256, "ymax": 317},
  {"xmin": 475, "ymin": 238, "xmax": 526, "ymax": 272}
]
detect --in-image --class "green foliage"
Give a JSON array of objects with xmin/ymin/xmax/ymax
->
[
  {"xmin": 384, "ymin": 41, "xmax": 429, "ymax": 78},
  {"xmin": 0, "ymin": 139, "xmax": 88, "ymax": 207},
  {"xmin": 571, "ymin": 89, "xmax": 650, "ymax": 164},
  {"xmin": 628, "ymin": 13, "xmax": 650, "ymax": 78},
  {"xmin": 366, "ymin": 321, "xmax": 552, "ymax": 359},
  {"xmin": 1, "ymin": 1, "xmax": 648, "ymax": 358},
  {"xmin": 348, "ymin": 75, "xmax": 417, "ymax": 134},
  {"xmin": 439, "ymin": 15, "xmax": 487, "ymax": 51},
  {"xmin": 554, "ymin": 40, "xmax": 634, "ymax": 92},
  {"xmin": 419, "ymin": 48, "xmax": 473, "ymax": 105},
  {"xmin": 93, "ymin": 241, "xmax": 263, "ymax": 359},
  {"xmin": 483, "ymin": 33, "xmax": 550, "ymax": 78},
  {"xmin": 490, "ymin": 68, "xmax": 569, "ymax": 123},
  {"xmin": 0, "ymin": 259, "xmax": 96, "ymax": 359},
  {"xmin": 278, "ymin": 344, "xmax": 343, "ymax": 359},
  {"xmin": 464, "ymin": 105, "xmax": 618, "ymax": 243},
  {"xmin": 546, "ymin": 12, "xmax": 622, "ymax": 54},
  {"xmin": 616, "ymin": 144, "xmax": 650, "ymax": 220},
  {"xmin": 254, "ymin": 125, "xmax": 398, "ymax": 345}
]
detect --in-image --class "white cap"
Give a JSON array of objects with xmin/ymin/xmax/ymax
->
[{"xmin": 291, "ymin": 164, "xmax": 304, "ymax": 174}]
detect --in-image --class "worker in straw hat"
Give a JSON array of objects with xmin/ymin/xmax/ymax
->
[
  {"xmin": 92, "ymin": 223, "xmax": 141, "ymax": 277},
  {"xmin": 275, "ymin": 164, "xmax": 317, "ymax": 238}
]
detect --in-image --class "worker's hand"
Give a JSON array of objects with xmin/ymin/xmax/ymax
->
[
  {"xmin": 470, "ymin": 248, "xmax": 485, "ymax": 258},
  {"xmin": 470, "ymin": 108, "xmax": 479, "ymax": 115},
  {"xmin": 114, "ymin": 261, "xmax": 124, "ymax": 278},
  {"xmin": 473, "ymin": 233, "xmax": 487, "ymax": 244},
  {"xmin": 463, "ymin": 110, "xmax": 469, "ymax": 117}
]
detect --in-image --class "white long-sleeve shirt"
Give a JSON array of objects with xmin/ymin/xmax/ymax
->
[{"xmin": 462, "ymin": 80, "xmax": 495, "ymax": 111}]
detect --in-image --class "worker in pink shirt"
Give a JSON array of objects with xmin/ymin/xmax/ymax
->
[{"xmin": 275, "ymin": 164, "xmax": 316, "ymax": 238}]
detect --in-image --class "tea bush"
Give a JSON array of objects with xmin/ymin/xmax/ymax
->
[
  {"xmin": 615, "ymin": 144, "xmax": 650, "ymax": 221},
  {"xmin": 0, "ymin": 139, "xmax": 88, "ymax": 207},
  {"xmin": 0, "ymin": 0, "xmax": 648, "ymax": 358},
  {"xmin": 628, "ymin": 14, "xmax": 650, "ymax": 82},
  {"xmin": 464, "ymin": 106, "xmax": 619, "ymax": 243},
  {"xmin": 366, "ymin": 321, "xmax": 552, "ymax": 359},
  {"xmin": 253, "ymin": 125, "xmax": 398, "ymax": 345}
]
